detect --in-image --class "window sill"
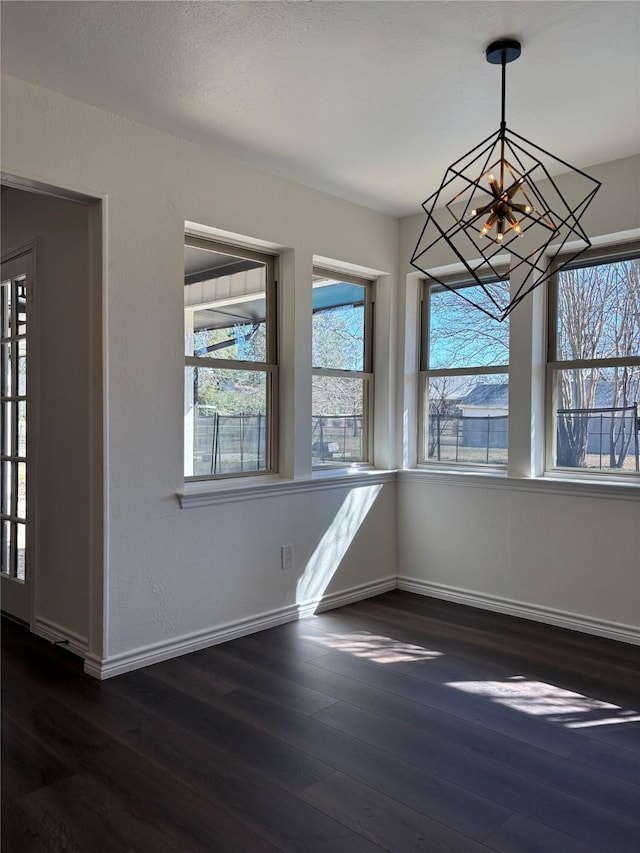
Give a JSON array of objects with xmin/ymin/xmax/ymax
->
[
  {"xmin": 178, "ymin": 468, "xmax": 396, "ymax": 508},
  {"xmin": 398, "ymin": 468, "xmax": 640, "ymax": 502}
]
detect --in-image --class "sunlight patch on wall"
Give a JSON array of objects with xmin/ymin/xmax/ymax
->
[
  {"xmin": 303, "ymin": 630, "xmax": 442, "ymax": 664},
  {"xmin": 447, "ymin": 675, "xmax": 640, "ymax": 728},
  {"xmin": 296, "ymin": 485, "xmax": 382, "ymax": 613}
]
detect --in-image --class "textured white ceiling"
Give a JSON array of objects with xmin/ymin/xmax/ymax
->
[{"xmin": 1, "ymin": 1, "xmax": 639, "ymax": 215}]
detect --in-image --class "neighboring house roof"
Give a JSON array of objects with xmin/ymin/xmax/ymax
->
[
  {"xmin": 459, "ymin": 384, "xmax": 509, "ymax": 408},
  {"xmin": 459, "ymin": 381, "xmax": 637, "ymax": 411}
]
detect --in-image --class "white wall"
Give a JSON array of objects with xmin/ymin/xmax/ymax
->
[
  {"xmin": 397, "ymin": 155, "xmax": 640, "ymax": 641},
  {"xmin": 2, "ymin": 73, "xmax": 637, "ymax": 675},
  {"xmin": 397, "ymin": 475, "xmax": 639, "ymax": 639},
  {"xmin": 1, "ymin": 75, "xmax": 399, "ymax": 675},
  {"xmin": 1, "ymin": 188, "xmax": 95, "ymax": 646}
]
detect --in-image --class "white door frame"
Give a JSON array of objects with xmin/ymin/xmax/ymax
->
[{"xmin": 1, "ymin": 173, "xmax": 105, "ymax": 673}]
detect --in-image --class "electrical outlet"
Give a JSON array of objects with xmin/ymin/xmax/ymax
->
[{"xmin": 281, "ymin": 544, "xmax": 293, "ymax": 570}]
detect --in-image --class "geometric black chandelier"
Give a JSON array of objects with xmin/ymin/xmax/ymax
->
[{"xmin": 410, "ymin": 39, "xmax": 601, "ymax": 321}]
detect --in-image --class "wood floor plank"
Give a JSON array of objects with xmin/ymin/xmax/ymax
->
[
  {"xmin": 309, "ymin": 647, "xmax": 585, "ymax": 756},
  {"xmin": 4, "ymin": 591, "xmax": 639, "ymax": 853},
  {"xmin": 381, "ymin": 590, "xmax": 640, "ymax": 670},
  {"xmin": 214, "ymin": 628, "xmax": 640, "ymax": 817},
  {"xmin": 213, "ymin": 685, "xmax": 513, "ymax": 841},
  {"xmin": 2, "ymin": 773, "xmax": 183, "ymax": 853},
  {"xmin": 301, "ymin": 770, "xmax": 491, "ymax": 853},
  {"xmin": 570, "ymin": 738, "xmax": 640, "ymax": 786},
  {"xmin": 142, "ymin": 654, "xmax": 238, "ymax": 698},
  {"xmin": 579, "ymin": 720, "xmax": 640, "ymax": 756},
  {"xmin": 1, "ymin": 716, "xmax": 74, "ymax": 803},
  {"xmin": 232, "ymin": 625, "xmax": 336, "ymax": 663},
  {"xmin": 312, "ymin": 604, "xmax": 640, "ymax": 754},
  {"xmin": 41, "ymin": 671, "xmax": 379, "ymax": 853},
  {"xmin": 483, "ymin": 812, "xmax": 608, "ymax": 853},
  {"xmin": 110, "ymin": 714, "xmax": 388, "ymax": 853},
  {"xmin": 189, "ymin": 642, "xmax": 339, "ymax": 715},
  {"xmin": 2, "ymin": 694, "xmax": 285, "ymax": 852},
  {"xmin": 347, "ymin": 596, "xmax": 640, "ymax": 703},
  {"xmin": 110, "ymin": 668, "xmax": 336, "ymax": 793},
  {"xmin": 313, "ymin": 700, "xmax": 640, "ymax": 852}
]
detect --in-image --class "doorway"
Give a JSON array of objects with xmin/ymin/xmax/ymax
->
[
  {"xmin": 0, "ymin": 183, "xmax": 103, "ymax": 662},
  {"xmin": 1, "ymin": 247, "xmax": 33, "ymax": 624}
]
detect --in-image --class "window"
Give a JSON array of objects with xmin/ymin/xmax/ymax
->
[
  {"xmin": 420, "ymin": 279, "xmax": 510, "ymax": 466},
  {"xmin": 312, "ymin": 268, "xmax": 373, "ymax": 467},
  {"xmin": 184, "ymin": 238, "xmax": 278, "ymax": 479},
  {"xmin": 547, "ymin": 247, "xmax": 640, "ymax": 475}
]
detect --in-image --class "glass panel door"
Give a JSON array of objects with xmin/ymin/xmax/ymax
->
[{"xmin": 1, "ymin": 250, "xmax": 32, "ymax": 623}]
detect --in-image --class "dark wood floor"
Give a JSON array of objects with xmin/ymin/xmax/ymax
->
[{"xmin": 2, "ymin": 591, "xmax": 640, "ymax": 852}]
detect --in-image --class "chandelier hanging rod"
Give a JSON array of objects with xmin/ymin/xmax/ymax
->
[{"xmin": 485, "ymin": 39, "xmax": 521, "ymax": 129}]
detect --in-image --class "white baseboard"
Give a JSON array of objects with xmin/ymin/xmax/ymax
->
[
  {"xmin": 397, "ymin": 576, "xmax": 640, "ymax": 646},
  {"xmin": 81, "ymin": 571, "xmax": 639, "ymax": 679},
  {"xmin": 301, "ymin": 576, "xmax": 397, "ymax": 617},
  {"xmin": 32, "ymin": 617, "xmax": 88, "ymax": 658},
  {"xmin": 85, "ymin": 575, "xmax": 397, "ymax": 680}
]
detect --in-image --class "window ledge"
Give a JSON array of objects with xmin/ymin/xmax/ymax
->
[
  {"xmin": 178, "ymin": 468, "xmax": 396, "ymax": 508},
  {"xmin": 398, "ymin": 468, "xmax": 640, "ymax": 502},
  {"xmin": 180, "ymin": 467, "xmax": 638, "ymax": 507}
]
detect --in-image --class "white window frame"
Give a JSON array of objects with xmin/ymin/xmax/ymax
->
[
  {"xmin": 312, "ymin": 266, "xmax": 374, "ymax": 469},
  {"xmin": 545, "ymin": 243, "xmax": 640, "ymax": 480},
  {"xmin": 419, "ymin": 276, "xmax": 510, "ymax": 469},
  {"xmin": 184, "ymin": 236, "xmax": 279, "ymax": 481}
]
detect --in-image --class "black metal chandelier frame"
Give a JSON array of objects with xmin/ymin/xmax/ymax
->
[{"xmin": 410, "ymin": 39, "xmax": 602, "ymax": 322}]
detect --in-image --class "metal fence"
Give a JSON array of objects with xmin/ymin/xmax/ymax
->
[
  {"xmin": 428, "ymin": 413, "xmax": 508, "ymax": 464},
  {"xmin": 194, "ymin": 412, "xmax": 267, "ymax": 475},
  {"xmin": 194, "ymin": 412, "xmax": 363, "ymax": 472},
  {"xmin": 192, "ymin": 404, "xmax": 640, "ymax": 473},
  {"xmin": 557, "ymin": 403, "xmax": 639, "ymax": 471},
  {"xmin": 429, "ymin": 404, "xmax": 640, "ymax": 470},
  {"xmin": 312, "ymin": 415, "xmax": 363, "ymax": 463}
]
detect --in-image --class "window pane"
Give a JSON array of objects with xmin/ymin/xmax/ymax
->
[
  {"xmin": 2, "ymin": 342, "xmax": 11, "ymax": 397},
  {"xmin": 16, "ymin": 522, "xmax": 26, "ymax": 580},
  {"xmin": 557, "ymin": 258, "xmax": 640, "ymax": 361},
  {"xmin": 425, "ymin": 374, "xmax": 508, "ymax": 465},
  {"xmin": 185, "ymin": 245, "xmax": 267, "ymax": 362},
  {"xmin": 2, "ymin": 402, "xmax": 11, "ymax": 456},
  {"xmin": 554, "ymin": 366, "xmax": 640, "ymax": 472},
  {"xmin": 1, "ymin": 459, "xmax": 11, "ymax": 516},
  {"xmin": 18, "ymin": 401, "xmax": 26, "ymax": 457},
  {"xmin": 312, "ymin": 276, "xmax": 366, "ymax": 371},
  {"xmin": 1, "ymin": 519, "xmax": 12, "ymax": 576},
  {"xmin": 17, "ymin": 461, "xmax": 26, "ymax": 519},
  {"xmin": 312, "ymin": 375, "xmax": 366, "ymax": 464},
  {"xmin": 186, "ymin": 367, "xmax": 269, "ymax": 476},
  {"xmin": 18, "ymin": 337, "xmax": 26, "ymax": 395},
  {"xmin": 1, "ymin": 279, "xmax": 10, "ymax": 338},
  {"xmin": 428, "ymin": 283, "xmax": 510, "ymax": 370}
]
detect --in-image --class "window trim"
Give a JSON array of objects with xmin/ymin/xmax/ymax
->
[
  {"xmin": 418, "ymin": 277, "xmax": 509, "ymax": 468},
  {"xmin": 545, "ymin": 242, "xmax": 640, "ymax": 479},
  {"xmin": 184, "ymin": 236, "xmax": 279, "ymax": 481},
  {"xmin": 311, "ymin": 266, "xmax": 375, "ymax": 469}
]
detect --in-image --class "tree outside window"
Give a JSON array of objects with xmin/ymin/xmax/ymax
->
[
  {"xmin": 184, "ymin": 240, "xmax": 277, "ymax": 479},
  {"xmin": 312, "ymin": 270, "xmax": 373, "ymax": 466},
  {"xmin": 421, "ymin": 280, "xmax": 510, "ymax": 466},
  {"xmin": 549, "ymin": 252, "xmax": 640, "ymax": 472}
]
